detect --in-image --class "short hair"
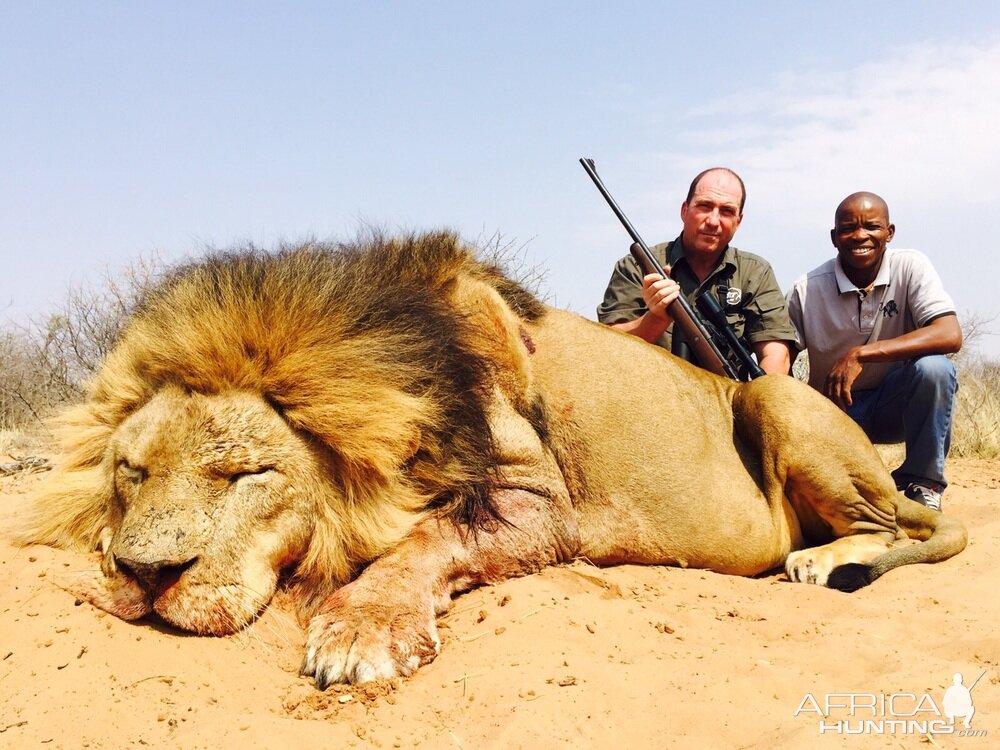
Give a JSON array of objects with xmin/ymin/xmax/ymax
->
[
  {"xmin": 835, "ymin": 192, "xmax": 890, "ymax": 224},
  {"xmin": 686, "ymin": 168, "xmax": 746, "ymax": 213}
]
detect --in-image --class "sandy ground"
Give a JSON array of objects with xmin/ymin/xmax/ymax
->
[{"xmin": 1, "ymin": 456, "xmax": 998, "ymax": 750}]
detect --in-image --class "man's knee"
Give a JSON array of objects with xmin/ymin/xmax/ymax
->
[{"xmin": 910, "ymin": 355, "xmax": 957, "ymax": 391}]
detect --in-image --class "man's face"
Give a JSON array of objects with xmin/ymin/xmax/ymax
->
[
  {"xmin": 679, "ymin": 171, "xmax": 743, "ymax": 258},
  {"xmin": 831, "ymin": 197, "xmax": 895, "ymax": 284}
]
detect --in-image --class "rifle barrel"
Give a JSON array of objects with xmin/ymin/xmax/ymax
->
[
  {"xmin": 580, "ymin": 157, "xmax": 737, "ymax": 379},
  {"xmin": 580, "ymin": 158, "xmax": 646, "ymax": 248}
]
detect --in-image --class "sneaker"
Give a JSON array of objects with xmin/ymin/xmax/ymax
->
[{"xmin": 903, "ymin": 482, "xmax": 943, "ymax": 512}]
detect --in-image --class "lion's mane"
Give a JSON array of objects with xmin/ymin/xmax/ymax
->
[{"xmin": 18, "ymin": 230, "xmax": 546, "ymax": 589}]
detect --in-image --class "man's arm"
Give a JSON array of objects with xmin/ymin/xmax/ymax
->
[
  {"xmin": 753, "ymin": 339, "xmax": 792, "ymax": 375},
  {"xmin": 824, "ymin": 314, "xmax": 963, "ymax": 409},
  {"xmin": 608, "ymin": 271, "xmax": 680, "ymax": 344}
]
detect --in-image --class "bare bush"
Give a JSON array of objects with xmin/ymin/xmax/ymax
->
[
  {"xmin": 951, "ymin": 310, "xmax": 1000, "ymax": 458},
  {"xmin": 0, "ymin": 254, "xmax": 165, "ymax": 430},
  {"xmin": 0, "ymin": 331, "xmax": 51, "ymax": 431},
  {"xmin": 34, "ymin": 254, "xmax": 164, "ymax": 393},
  {"xmin": 954, "ymin": 308, "xmax": 997, "ymax": 361},
  {"xmin": 473, "ymin": 231, "xmax": 549, "ymax": 301},
  {"xmin": 791, "ymin": 349, "xmax": 809, "ymax": 382}
]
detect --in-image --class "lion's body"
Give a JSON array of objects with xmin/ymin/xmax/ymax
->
[
  {"xmin": 527, "ymin": 309, "xmax": 788, "ymax": 572},
  {"xmin": 15, "ymin": 231, "xmax": 966, "ymax": 685}
]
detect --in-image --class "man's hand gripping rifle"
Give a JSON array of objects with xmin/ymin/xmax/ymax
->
[{"xmin": 579, "ymin": 157, "xmax": 764, "ymax": 380}]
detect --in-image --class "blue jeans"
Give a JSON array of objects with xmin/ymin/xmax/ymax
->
[{"xmin": 846, "ymin": 355, "xmax": 958, "ymax": 490}]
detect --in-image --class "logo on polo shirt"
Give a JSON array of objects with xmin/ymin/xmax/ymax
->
[{"xmin": 881, "ymin": 300, "xmax": 900, "ymax": 318}]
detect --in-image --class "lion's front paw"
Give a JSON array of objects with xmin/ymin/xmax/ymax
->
[
  {"xmin": 785, "ymin": 549, "xmax": 834, "ymax": 586},
  {"xmin": 300, "ymin": 585, "xmax": 441, "ymax": 688}
]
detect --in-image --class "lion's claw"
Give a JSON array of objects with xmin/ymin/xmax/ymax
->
[{"xmin": 300, "ymin": 592, "xmax": 441, "ymax": 687}]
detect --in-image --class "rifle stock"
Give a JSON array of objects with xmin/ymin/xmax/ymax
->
[
  {"xmin": 626, "ymin": 243, "xmax": 736, "ymax": 378},
  {"xmin": 580, "ymin": 157, "xmax": 737, "ymax": 379}
]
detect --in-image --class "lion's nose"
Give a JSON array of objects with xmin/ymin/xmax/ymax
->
[{"xmin": 115, "ymin": 555, "xmax": 197, "ymax": 597}]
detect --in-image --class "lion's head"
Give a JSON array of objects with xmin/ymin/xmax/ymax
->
[
  {"xmin": 102, "ymin": 387, "xmax": 319, "ymax": 633},
  {"xmin": 15, "ymin": 231, "xmax": 545, "ymax": 634}
]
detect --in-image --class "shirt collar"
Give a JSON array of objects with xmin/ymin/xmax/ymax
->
[
  {"xmin": 667, "ymin": 235, "xmax": 738, "ymax": 280},
  {"xmin": 834, "ymin": 250, "xmax": 893, "ymax": 294}
]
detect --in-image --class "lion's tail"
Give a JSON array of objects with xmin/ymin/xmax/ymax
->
[{"xmin": 827, "ymin": 497, "xmax": 968, "ymax": 592}]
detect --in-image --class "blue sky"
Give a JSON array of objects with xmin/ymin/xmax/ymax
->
[{"xmin": 3, "ymin": 2, "xmax": 1000, "ymax": 355}]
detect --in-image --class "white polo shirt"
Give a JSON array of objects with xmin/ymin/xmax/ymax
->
[{"xmin": 786, "ymin": 248, "xmax": 956, "ymax": 391}]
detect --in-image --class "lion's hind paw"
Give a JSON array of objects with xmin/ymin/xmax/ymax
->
[
  {"xmin": 787, "ymin": 534, "xmax": 892, "ymax": 590},
  {"xmin": 785, "ymin": 549, "xmax": 834, "ymax": 586}
]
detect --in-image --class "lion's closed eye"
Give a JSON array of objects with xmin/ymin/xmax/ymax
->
[
  {"xmin": 228, "ymin": 467, "xmax": 276, "ymax": 485},
  {"xmin": 117, "ymin": 461, "xmax": 146, "ymax": 486}
]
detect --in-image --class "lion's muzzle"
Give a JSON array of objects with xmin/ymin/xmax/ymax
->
[{"xmin": 113, "ymin": 554, "xmax": 198, "ymax": 600}]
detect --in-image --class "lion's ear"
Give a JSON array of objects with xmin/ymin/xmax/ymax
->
[{"xmin": 282, "ymin": 387, "xmax": 433, "ymax": 476}]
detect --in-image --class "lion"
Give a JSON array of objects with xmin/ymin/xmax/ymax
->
[{"xmin": 12, "ymin": 230, "xmax": 967, "ymax": 687}]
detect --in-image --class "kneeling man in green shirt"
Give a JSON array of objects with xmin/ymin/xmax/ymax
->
[{"xmin": 597, "ymin": 167, "xmax": 796, "ymax": 376}]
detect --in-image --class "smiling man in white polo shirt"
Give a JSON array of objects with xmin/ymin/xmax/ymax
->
[{"xmin": 786, "ymin": 191, "xmax": 963, "ymax": 511}]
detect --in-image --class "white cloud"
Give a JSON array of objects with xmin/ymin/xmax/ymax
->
[
  {"xmin": 615, "ymin": 38, "xmax": 1000, "ymax": 354},
  {"xmin": 656, "ymin": 39, "xmax": 1000, "ymax": 231}
]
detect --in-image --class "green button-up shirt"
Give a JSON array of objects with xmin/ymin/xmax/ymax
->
[{"xmin": 597, "ymin": 236, "xmax": 797, "ymax": 353}]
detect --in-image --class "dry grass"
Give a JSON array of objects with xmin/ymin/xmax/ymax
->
[
  {"xmin": 4, "ymin": 362, "xmax": 1000, "ymax": 462},
  {"xmin": 952, "ymin": 359, "xmax": 1000, "ymax": 458},
  {"xmin": 874, "ymin": 361, "xmax": 1000, "ymax": 462},
  {"xmin": 0, "ymin": 428, "xmax": 49, "ymax": 460},
  {"xmin": 0, "ymin": 429, "xmax": 26, "ymax": 457}
]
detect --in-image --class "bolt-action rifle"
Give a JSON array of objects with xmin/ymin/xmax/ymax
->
[{"xmin": 579, "ymin": 157, "xmax": 765, "ymax": 380}]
